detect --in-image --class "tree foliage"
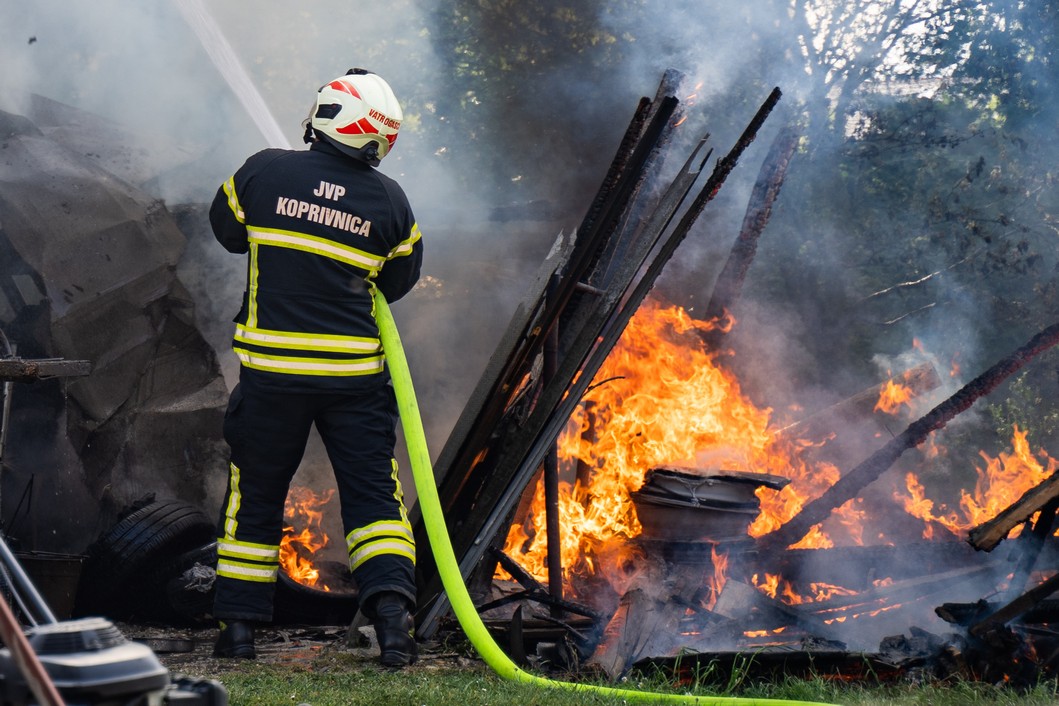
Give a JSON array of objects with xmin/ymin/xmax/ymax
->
[{"xmin": 426, "ymin": 0, "xmax": 1059, "ymax": 445}]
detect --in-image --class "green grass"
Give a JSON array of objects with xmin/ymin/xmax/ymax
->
[{"xmin": 189, "ymin": 653, "xmax": 1059, "ymax": 706}]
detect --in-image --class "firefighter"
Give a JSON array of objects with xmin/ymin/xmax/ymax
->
[{"xmin": 208, "ymin": 69, "xmax": 423, "ymax": 667}]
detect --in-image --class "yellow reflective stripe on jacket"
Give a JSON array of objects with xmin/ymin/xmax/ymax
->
[
  {"xmin": 217, "ymin": 559, "xmax": 278, "ymax": 583},
  {"xmin": 235, "ymin": 324, "xmax": 380, "ymax": 354},
  {"xmin": 345, "ymin": 519, "xmax": 414, "ymax": 549},
  {"xmin": 247, "ymin": 242, "xmax": 260, "ymax": 328},
  {"xmin": 248, "ymin": 227, "xmax": 387, "ymax": 273},
  {"xmin": 234, "ymin": 348, "xmax": 385, "ymax": 376},
  {"xmin": 223, "ymin": 176, "xmax": 245, "ymax": 223},
  {"xmin": 387, "ymin": 222, "xmax": 421, "ymax": 259},
  {"xmin": 349, "ymin": 538, "xmax": 416, "ymax": 571}
]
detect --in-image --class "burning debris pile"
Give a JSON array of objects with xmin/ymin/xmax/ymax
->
[
  {"xmin": 5, "ymin": 59, "xmax": 1059, "ymax": 688},
  {"xmin": 410, "ymin": 72, "xmax": 1059, "ymax": 685}
]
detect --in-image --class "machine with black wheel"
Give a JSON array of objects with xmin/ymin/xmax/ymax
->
[
  {"xmin": 0, "ymin": 524, "xmax": 228, "ymax": 706},
  {"xmin": 0, "ymin": 341, "xmax": 227, "ymax": 706}
]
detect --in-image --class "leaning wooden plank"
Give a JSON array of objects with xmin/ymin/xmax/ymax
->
[
  {"xmin": 699, "ymin": 122, "xmax": 800, "ymax": 350},
  {"xmin": 418, "ymin": 89, "xmax": 782, "ymax": 639},
  {"xmin": 414, "ymin": 84, "xmax": 684, "ymax": 635},
  {"xmin": 585, "ymin": 588, "xmax": 683, "ymax": 680},
  {"xmin": 968, "ymin": 472, "xmax": 1059, "ymax": 552}
]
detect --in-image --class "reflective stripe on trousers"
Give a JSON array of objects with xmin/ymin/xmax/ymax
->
[{"xmin": 213, "ymin": 374, "xmax": 415, "ymax": 622}]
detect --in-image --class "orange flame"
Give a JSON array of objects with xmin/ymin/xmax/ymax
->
[
  {"xmin": 706, "ymin": 546, "xmax": 728, "ymax": 610},
  {"xmin": 897, "ymin": 426, "xmax": 1058, "ymax": 538},
  {"xmin": 499, "ymin": 300, "xmax": 1059, "ymax": 609},
  {"xmin": 874, "ymin": 376, "xmax": 914, "ymax": 415},
  {"xmin": 499, "ymin": 298, "xmax": 849, "ymax": 588},
  {"xmin": 280, "ymin": 485, "xmax": 335, "ymax": 589}
]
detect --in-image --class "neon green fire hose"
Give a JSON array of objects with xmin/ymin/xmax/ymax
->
[{"xmin": 374, "ymin": 291, "xmax": 840, "ymax": 706}]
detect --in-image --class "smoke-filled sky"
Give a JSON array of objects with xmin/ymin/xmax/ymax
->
[
  {"xmin": 4, "ymin": 0, "xmax": 1056, "ymax": 447},
  {"xmin": 0, "ymin": 1, "xmax": 805, "ymax": 209},
  {"xmin": 2, "ymin": 0, "xmax": 1052, "ymax": 447},
  {"xmin": 0, "ymin": 0, "xmax": 783, "ymax": 431},
  {"xmin": 3, "ymin": 1, "xmax": 1059, "ymax": 646}
]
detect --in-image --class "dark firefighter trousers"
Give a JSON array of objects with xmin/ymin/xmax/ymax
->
[{"xmin": 212, "ymin": 375, "xmax": 416, "ymax": 623}]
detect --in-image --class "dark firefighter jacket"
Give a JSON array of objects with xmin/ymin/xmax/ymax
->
[{"xmin": 209, "ymin": 141, "xmax": 423, "ymax": 392}]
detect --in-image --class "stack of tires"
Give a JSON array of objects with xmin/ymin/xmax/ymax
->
[
  {"xmin": 73, "ymin": 499, "xmax": 359, "ymax": 626},
  {"xmin": 73, "ymin": 500, "xmax": 217, "ymax": 624}
]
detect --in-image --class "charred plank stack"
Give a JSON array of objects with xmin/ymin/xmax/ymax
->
[{"xmin": 412, "ymin": 72, "xmax": 784, "ymax": 637}]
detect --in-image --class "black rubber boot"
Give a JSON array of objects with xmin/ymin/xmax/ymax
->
[
  {"xmin": 213, "ymin": 620, "xmax": 256, "ymax": 659},
  {"xmin": 370, "ymin": 592, "xmax": 417, "ymax": 668}
]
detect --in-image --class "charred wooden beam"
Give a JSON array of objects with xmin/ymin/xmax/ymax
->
[
  {"xmin": 970, "ymin": 571, "xmax": 1059, "ymax": 638},
  {"xmin": 1017, "ymin": 598, "xmax": 1059, "ymax": 625},
  {"xmin": 757, "ymin": 319, "xmax": 1059, "ymax": 554},
  {"xmin": 0, "ymin": 358, "xmax": 91, "ymax": 382},
  {"xmin": 936, "ymin": 600, "xmax": 992, "ymax": 626},
  {"xmin": 699, "ymin": 122, "xmax": 800, "ymax": 349},
  {"xmin": 492, "ymin": 547, "xmax": 547, "ymax": 595},
  {"xmin": 968, "ymin": 472, "xmax": 1059, "ymax": 552}
]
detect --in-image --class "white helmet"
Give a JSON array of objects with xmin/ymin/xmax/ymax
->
[{"xmin": 308, "ymin": 69, "xmax": 403, "ymax": 164}]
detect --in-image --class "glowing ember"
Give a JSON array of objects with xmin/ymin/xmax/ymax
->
[{"xmin": 280, "ymin": 485, "xmax": 336, "ymax": 589}]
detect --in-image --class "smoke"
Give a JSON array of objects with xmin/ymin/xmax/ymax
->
[{"xmin": 2, "ymin": 0, "xmax": 1057, "ymax": 651}]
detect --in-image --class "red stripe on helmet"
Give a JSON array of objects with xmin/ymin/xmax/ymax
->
[
  {"xmin": 327, "ymin": 79, "xmax": 361, "ymax": 99},
  {"xmin": 336, "ymin": 117, "xmax": 376, "ymax": 136}
]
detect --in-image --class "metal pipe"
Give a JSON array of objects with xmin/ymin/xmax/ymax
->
[
  {"xmin": 0, "ymin": 581, "xmax": 65, "ymax": 706},
  {"xmin": 0, "ymin": 536, "xmax": 56, "ymax": 625},
  {"xmin": 0, "ymin": 338, "xmax": 14, "ymax": 527}
]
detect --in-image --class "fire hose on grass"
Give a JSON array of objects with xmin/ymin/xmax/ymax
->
[{"xmin": 373, "ymin": 289, "xmax": 841, "ymax": 706}]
